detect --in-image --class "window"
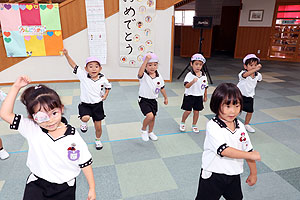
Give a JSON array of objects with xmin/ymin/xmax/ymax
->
[{"xmin": 175, "ymin": 10, "xmax": 195, "ymax": 26}]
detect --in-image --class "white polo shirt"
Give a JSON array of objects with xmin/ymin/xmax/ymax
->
[
  {"xmin": 202, "ymin": 116, "xmax": 253, "ymax": 175},
  {"xmin": 138, "ymin": 71, "xmax": 165, "ymax": 99},
  {"xmin": 74, "ymin": 65, "xmax": 112, "ymax": 104},
  {"xmin": 237, "ymin": 70, "xmax": 262, "ymax": 98},
  {"xmin": 184, "ymin": 71, "xmax": 208, "ymax": 96},
  {"xmin": 10, "ymin": 114, "xmax": 93, "ymax": 184}
]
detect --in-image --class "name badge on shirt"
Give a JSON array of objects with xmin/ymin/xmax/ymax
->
[
  {"xmin": 67, "ymin": 143, "xmax": 80, "ymax": 161},
  {"xmin": 155, "ymin": 81, "xmax": 161, "ymax": 94},
  {"xmin": 239, "ymin": 132, "xmax": 249, "ymax": 151},
  {"xmin": 201, "ymin": 80, "xmax": 206, "ymax": 90}
]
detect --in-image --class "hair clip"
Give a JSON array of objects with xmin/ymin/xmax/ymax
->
[{"xmin": 35, "ymin": 85, "xmax": 42, "ymax": 90}]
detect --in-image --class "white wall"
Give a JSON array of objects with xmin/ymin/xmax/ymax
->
[
  {"xmin": 239, "ymin": 0, "xmax": 276, "ymax": 27},
  {"xmin": 0, "ymin": 6, "xmax": 174, "ymax": 84}
]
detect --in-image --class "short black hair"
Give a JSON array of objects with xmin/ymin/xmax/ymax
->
[
  {"xmin": 210, "ymin": 83, "xmax": 243, "ymax": 115},
  {"xmin": 245, "ymin": 58, "xmax": 259, "ymax": 66},
  {"xmin": 20, "ymin": 85, "xmax": 63, "ymax": 119}
]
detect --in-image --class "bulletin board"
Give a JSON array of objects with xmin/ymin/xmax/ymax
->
[{"xmin": 0, "ymin": 3, "xmax": 63, "ymax": 57}]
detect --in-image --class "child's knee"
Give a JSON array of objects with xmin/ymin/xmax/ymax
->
[
  {"xmin": 81, "ymin": 115, "xmax": 90, "ymax": 122},
  {"xmin": 146, "ymin": 112, "xmax": 155, "ymax": 120}
]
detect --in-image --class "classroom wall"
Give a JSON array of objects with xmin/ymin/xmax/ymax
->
[
  {"xmin": 234, "ymin": 0, "xmax": 276, "ymax": 59},
  {"xmin": 239, "ymin": 0, "xmax": 276, "ymax": 27},
  {"xmin": 0, "ymin": 6, "xmax": 174, "ymax": 84}
]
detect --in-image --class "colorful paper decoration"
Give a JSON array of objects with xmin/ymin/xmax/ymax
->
[{"xmin": 0, "ymin": 3, "xmax": 63, "ymax": 57}]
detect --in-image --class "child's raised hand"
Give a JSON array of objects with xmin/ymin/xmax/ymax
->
[
  {"xmin": 13, "ymin": 76, "xmax": 31, "ymax": 89},
  {"xmin": 193, "ymin": 78, "xmax": 198, "ymax": 83},
  {"xmin": 145, "ymin": 54, "xmax": 152, "ymax": 60},
  {"xmin": 256, "ymin": 64, "xmax": 262, "ymax": 71},
  {"xmin": 62, "ymin": 48, "xmax": 68, "ymax": 56}
]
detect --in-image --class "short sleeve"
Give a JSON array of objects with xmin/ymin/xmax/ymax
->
[
  {"xmin": 74, "ymin": 131, "xmax": 93, "ymax": 168},
  {"xmin": 257, "ymin": 72, "xmax": 262, "ymax": 82},
  {"xmin": 238, "ymin": 70, "xmax": 246, "ymax": 81},
  {"xmin": 73, "ymin": 65, "xmax": 86, "ymax": 80},
  {"xmin": 103, "ymin": 77, "xmax": 112, "ymax": 89},
  {"xmin": 10, "ymin": 114, "xmax": 40, "ymax": 139},
  {"xmin": 159, "ymin": 74, "xmax": 165, "ymax": 89},
  {"xmin": 204, "ymin": 76, "xmax": 209, "ymax": 88},
  {"xmin": 206, "ymin": 122, "xmax": 228, "ymax": 157},
  {"xmin": 184, "ymin": 72, "xmax": 194, "ymax": 83}
]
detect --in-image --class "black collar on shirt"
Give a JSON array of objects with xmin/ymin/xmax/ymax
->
[
  {"xmin": 212, "ymin": 115, "xmax": 240, "ymax": 129},
  {"xmin": 87, "ymin": 73, "xmax": 104, "ymax": 81},
  {"xmin": 191, "ymin": 69, "xmax": 203, "ymax": 78},
  {"xmin": 144, "ymin": 69, "xmax": 159, "ymax": 78},
  {"xmin": 41, "ymin": 117, "xmax": 76, "ymax": 141}
]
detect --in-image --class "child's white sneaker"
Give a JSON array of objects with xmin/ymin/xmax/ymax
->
[
  {"xmin": 245, "ymin": 125, "xmax": 255, "ymax": 133},
  {"xmin": 192, "ymin": 125, "xmax": 199, "ymax": 133},
  {"xmin": 0, "ymin": 148, "xmax": 9, "ymax": 160},
  {"xmin": 141, "ymin": 130, "xmax": 149, "ymax": 142},
  {"xmin": 95, "ymin": 139, "xmax": 103, "ymax": 150},
  {"xmin": 80, "ymin": 124, "xmax": 88, "ymax": 133},
  {"xmin": 179, "ymin": 123, "xmax": 185, "ymax": 132},
  {"xmin": 148, "ymin": 132, "xmax": 158, "ymax": 141}
]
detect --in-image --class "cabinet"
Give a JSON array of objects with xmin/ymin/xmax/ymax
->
[{"xmin": 269, "ymin": 4, "xmax": 300, "ymax": 62}]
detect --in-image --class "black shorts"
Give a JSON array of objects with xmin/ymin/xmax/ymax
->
[
  {"xmin": 23, "ymin": 174, "xmax": 76, "ymax": 200},
  {"xmin": 242, "ymin": 96, "xmax": 254, "ymax": 113},
  {"xmin": 195, "ymin": 169, "xmax": 243, "ymax": 200},
  {"xmin": 78, "ymin": 101, "xmax": 105, "ymax": 121},
  {"xmin": 138, "ymin": 96, "xmax": 158, "ymax": 116},
  {"xmin": 181, "ymin": 95, "xmax": 204, "ymax": 111}
]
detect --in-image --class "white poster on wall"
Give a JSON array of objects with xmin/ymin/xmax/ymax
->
[
  {"xmin": 85, "ymin": 0, "xmax": 107, "ymax": 64},
  {"xmin": 119, "ymin": 0, "xmax": 156, "ymax": 67}
]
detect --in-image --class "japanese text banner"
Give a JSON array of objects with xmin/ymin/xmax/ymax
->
[
  {"xmin": 0, "ymin": 3, "xmax": 63, "ymax": 57},
  {"xmin": 120, "ymin": 0, "xmax": 156, "ymax": 67}
]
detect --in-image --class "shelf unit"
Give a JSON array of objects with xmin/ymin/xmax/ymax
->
[{"xmin": 269, "ymin": 4, "xmax": 300, "ymax": 62}]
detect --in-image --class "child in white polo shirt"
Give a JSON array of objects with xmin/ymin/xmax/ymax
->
[
  {"xmin": 237, "ymin": 54, "xmax": 262, "ymax": 133},
  {"xmin": 195, "ymin": 83, "xmax": 261, "ymax": 200},
  {"xmin": 0, "ymin": 90, "xmax": 9, "ymax": 160},
  {"xmin": 138, "ymin": 53, "xmax": 168, "ymax": 141},
  {"xmin": 63, "ymin": 49, "xmax": 112, "ymax": 150},
  {"xmin": 179, "ymin": 53, "xmax": 208, "ymax": 133},
  {"xmin": 0, "ymin": 76, "xmax": 96, "ymax": 200}
]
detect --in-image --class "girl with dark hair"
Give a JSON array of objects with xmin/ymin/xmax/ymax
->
[
  {"xmin": 195, "ymin": 83, "xmax": 261, "ymax": 200},
  {"xmin": 0, "ymin": 76, "xmax": 96, "ymax": 200}
]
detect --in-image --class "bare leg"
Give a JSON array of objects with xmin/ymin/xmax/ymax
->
[
  {"xmin": 192, "ymin": 110, "xmax": 199, "ymax": 125},
  {"xmin": 94, "ymin": 121, "xmax": 102, "ymax": 139},
  {"xmin": 142, "ymin": 112, "xmax": 155, "ymax": 131},
  {"xmin": 245, "ymin": 112, "xmax": 253, "ymax": 125},
  {"xmin": 148, "ymin": 116, "xmax": 156, "ymax": 133},
  {"xmin": 181, "ymin": 111, "xmax": 191, "ymax": 123},
  {"xmin": 0, "ymin": 138, "xmax": 3, "ymax": 149},
  {"xmin": 81, "ymin": 115, "xmax": 90, "ymax": 123}
]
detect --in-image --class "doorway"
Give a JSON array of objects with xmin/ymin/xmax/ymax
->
[{"xmin": 211, "ymin": 6, "xmax": 240, "ymax": 56}]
